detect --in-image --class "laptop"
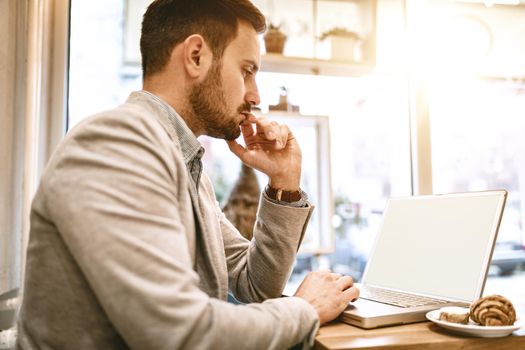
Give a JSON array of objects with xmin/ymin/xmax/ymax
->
[{"xmin": 341, "ymin": 190, "xmax": 507, "ymax": 329}]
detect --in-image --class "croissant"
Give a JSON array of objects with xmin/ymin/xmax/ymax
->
[{"xmin": 470, "ymin": 295, "xmax": 516, "ymax": 326}]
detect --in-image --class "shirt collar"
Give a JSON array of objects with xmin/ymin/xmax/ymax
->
[{"xmin": 134, "ymin": 90, "xmax": 204, "ymax": 164}]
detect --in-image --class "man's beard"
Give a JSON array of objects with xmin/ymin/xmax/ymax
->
[{"xmin": 189, "ymin": 60, "xmax": 251, "ymax": 141}]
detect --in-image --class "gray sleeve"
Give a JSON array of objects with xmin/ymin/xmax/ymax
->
[
  {"xmin": 220, "ymin": 194, "xmax": 314, "ymax": 302},
  {"xmin": 44, "ymin": 112, "xmax": 319, "ymax": 350}
]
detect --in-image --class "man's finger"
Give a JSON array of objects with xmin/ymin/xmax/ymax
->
[
  {"xmin": 343, "ymin": 286, "xmax": 360, "ymax": 302},
  {"xmin": 330, "ymin": 273, "xmax": 343, "ymax": 280},
  {"xmin": 246, "ymin": 113, "xmax": 257, "ymax": 123},
  {"xmin": 255, "ymin": 117, "xmax": 277, "ymax": 141},
  {"xmin": 226, "ymin": 140, "xmax": 247, "ymax": 159},
  {"xmin": 240, "ymin": 119, "xmax": 255, "ymax": 138},
  {"xmin": 336, "ymin": 276, "xmax": 354, "ymax": 291},
  {"xmin": 276, "ymin": 124, "xmax": 291, "ymax": 149}
]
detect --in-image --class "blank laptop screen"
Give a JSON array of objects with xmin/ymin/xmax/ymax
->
[{"xmin": 363, "ymin": 191, "xmax": 506, "ymax": 303}]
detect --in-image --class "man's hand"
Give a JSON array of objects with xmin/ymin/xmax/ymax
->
[
  {"xmin": 294, "ymin": 271, "xmax": 360, "ymax": 325},
  {"xmin": 226, "ymin": 114, "xmax": 301, "ymax": 191}
]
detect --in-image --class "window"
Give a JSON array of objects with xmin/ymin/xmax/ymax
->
[
  {"xmin": 429, "ymin": 78, "xmax": 525, "ymax": 278},
  {"xmin": 416, "ymin": 0, "xmax": 525, "ymax": 307},
  {"xmin": 68, "ymin": 0, "xmax": 140, "ymax": 128}
]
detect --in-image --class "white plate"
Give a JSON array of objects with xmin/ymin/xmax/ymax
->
[{"xmin": 426, "ymin": 309, "xmax": 524, "ymax": 338}]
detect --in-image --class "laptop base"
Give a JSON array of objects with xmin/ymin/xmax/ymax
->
[{"xmin": 341, "ymin": 298, "xmax": 468, "ymax": 329}]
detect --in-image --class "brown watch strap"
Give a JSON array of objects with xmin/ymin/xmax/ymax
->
[{"xmin": 265, "ymin": 185, "xmax": 302, "ymax": 202}]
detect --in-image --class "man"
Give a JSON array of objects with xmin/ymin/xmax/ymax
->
[{"xmin": 17, "ymin": 0, "xmax": 359, "ymax": 349}]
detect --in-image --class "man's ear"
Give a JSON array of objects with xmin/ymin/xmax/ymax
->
[{"xmin": 183, "ymin": 34, "xmax": 212, "ymax": 79}]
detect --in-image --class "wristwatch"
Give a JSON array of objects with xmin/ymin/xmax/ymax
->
[{"xmin": 265, "ymin": 185, "xmax": 302, "ymax": 203}]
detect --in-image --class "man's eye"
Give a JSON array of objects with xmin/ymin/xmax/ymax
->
[{"xmin": 243, "ymin": 68, "xmax": 253, "ymax": 78}]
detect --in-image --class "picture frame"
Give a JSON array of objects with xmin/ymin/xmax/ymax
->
[{"xmin": 265, "ymin": 112, "xmax": 334, "ymax": 254}]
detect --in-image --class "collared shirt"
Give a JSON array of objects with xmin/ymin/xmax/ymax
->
[{"xmin": 137, "ymin": 90, "xmax": 205, "ymax": 190}]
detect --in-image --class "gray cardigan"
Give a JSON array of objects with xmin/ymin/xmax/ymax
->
[{"xmin": 17, "ymin": 92, "xmax": 320, "ymax": 349}]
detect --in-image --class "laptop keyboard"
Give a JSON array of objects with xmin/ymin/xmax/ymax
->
[{"xmin": 359, "ymin": 285, "xmax": 450, "ymax": 308}]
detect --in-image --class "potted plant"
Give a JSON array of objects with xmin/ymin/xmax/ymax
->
[
  {"xmin": 264, "ymin": 23, "xmax": 287, "ymax": 54},
  {"xmin": 319, "ymin": 27, "xmax": 361, "ymax": 61}
]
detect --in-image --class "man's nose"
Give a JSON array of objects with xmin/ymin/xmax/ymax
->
[{"xmin": 246, "ymin": 83, "xmax": 260, "ymax": 106}]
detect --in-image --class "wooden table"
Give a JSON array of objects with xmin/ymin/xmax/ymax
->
[{"xmin": 315, "ymin": 321, "xmax": 525, "ymax": 350}]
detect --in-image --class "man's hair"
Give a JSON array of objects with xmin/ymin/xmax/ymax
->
[{"xmin": 140, "ymin": 0, "xmax": 266, "ymax": 78}]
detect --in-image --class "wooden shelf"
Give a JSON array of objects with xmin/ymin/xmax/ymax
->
[{"xmin": 260, "ymin": 53, "xmax": 374, "ymax": 77}]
